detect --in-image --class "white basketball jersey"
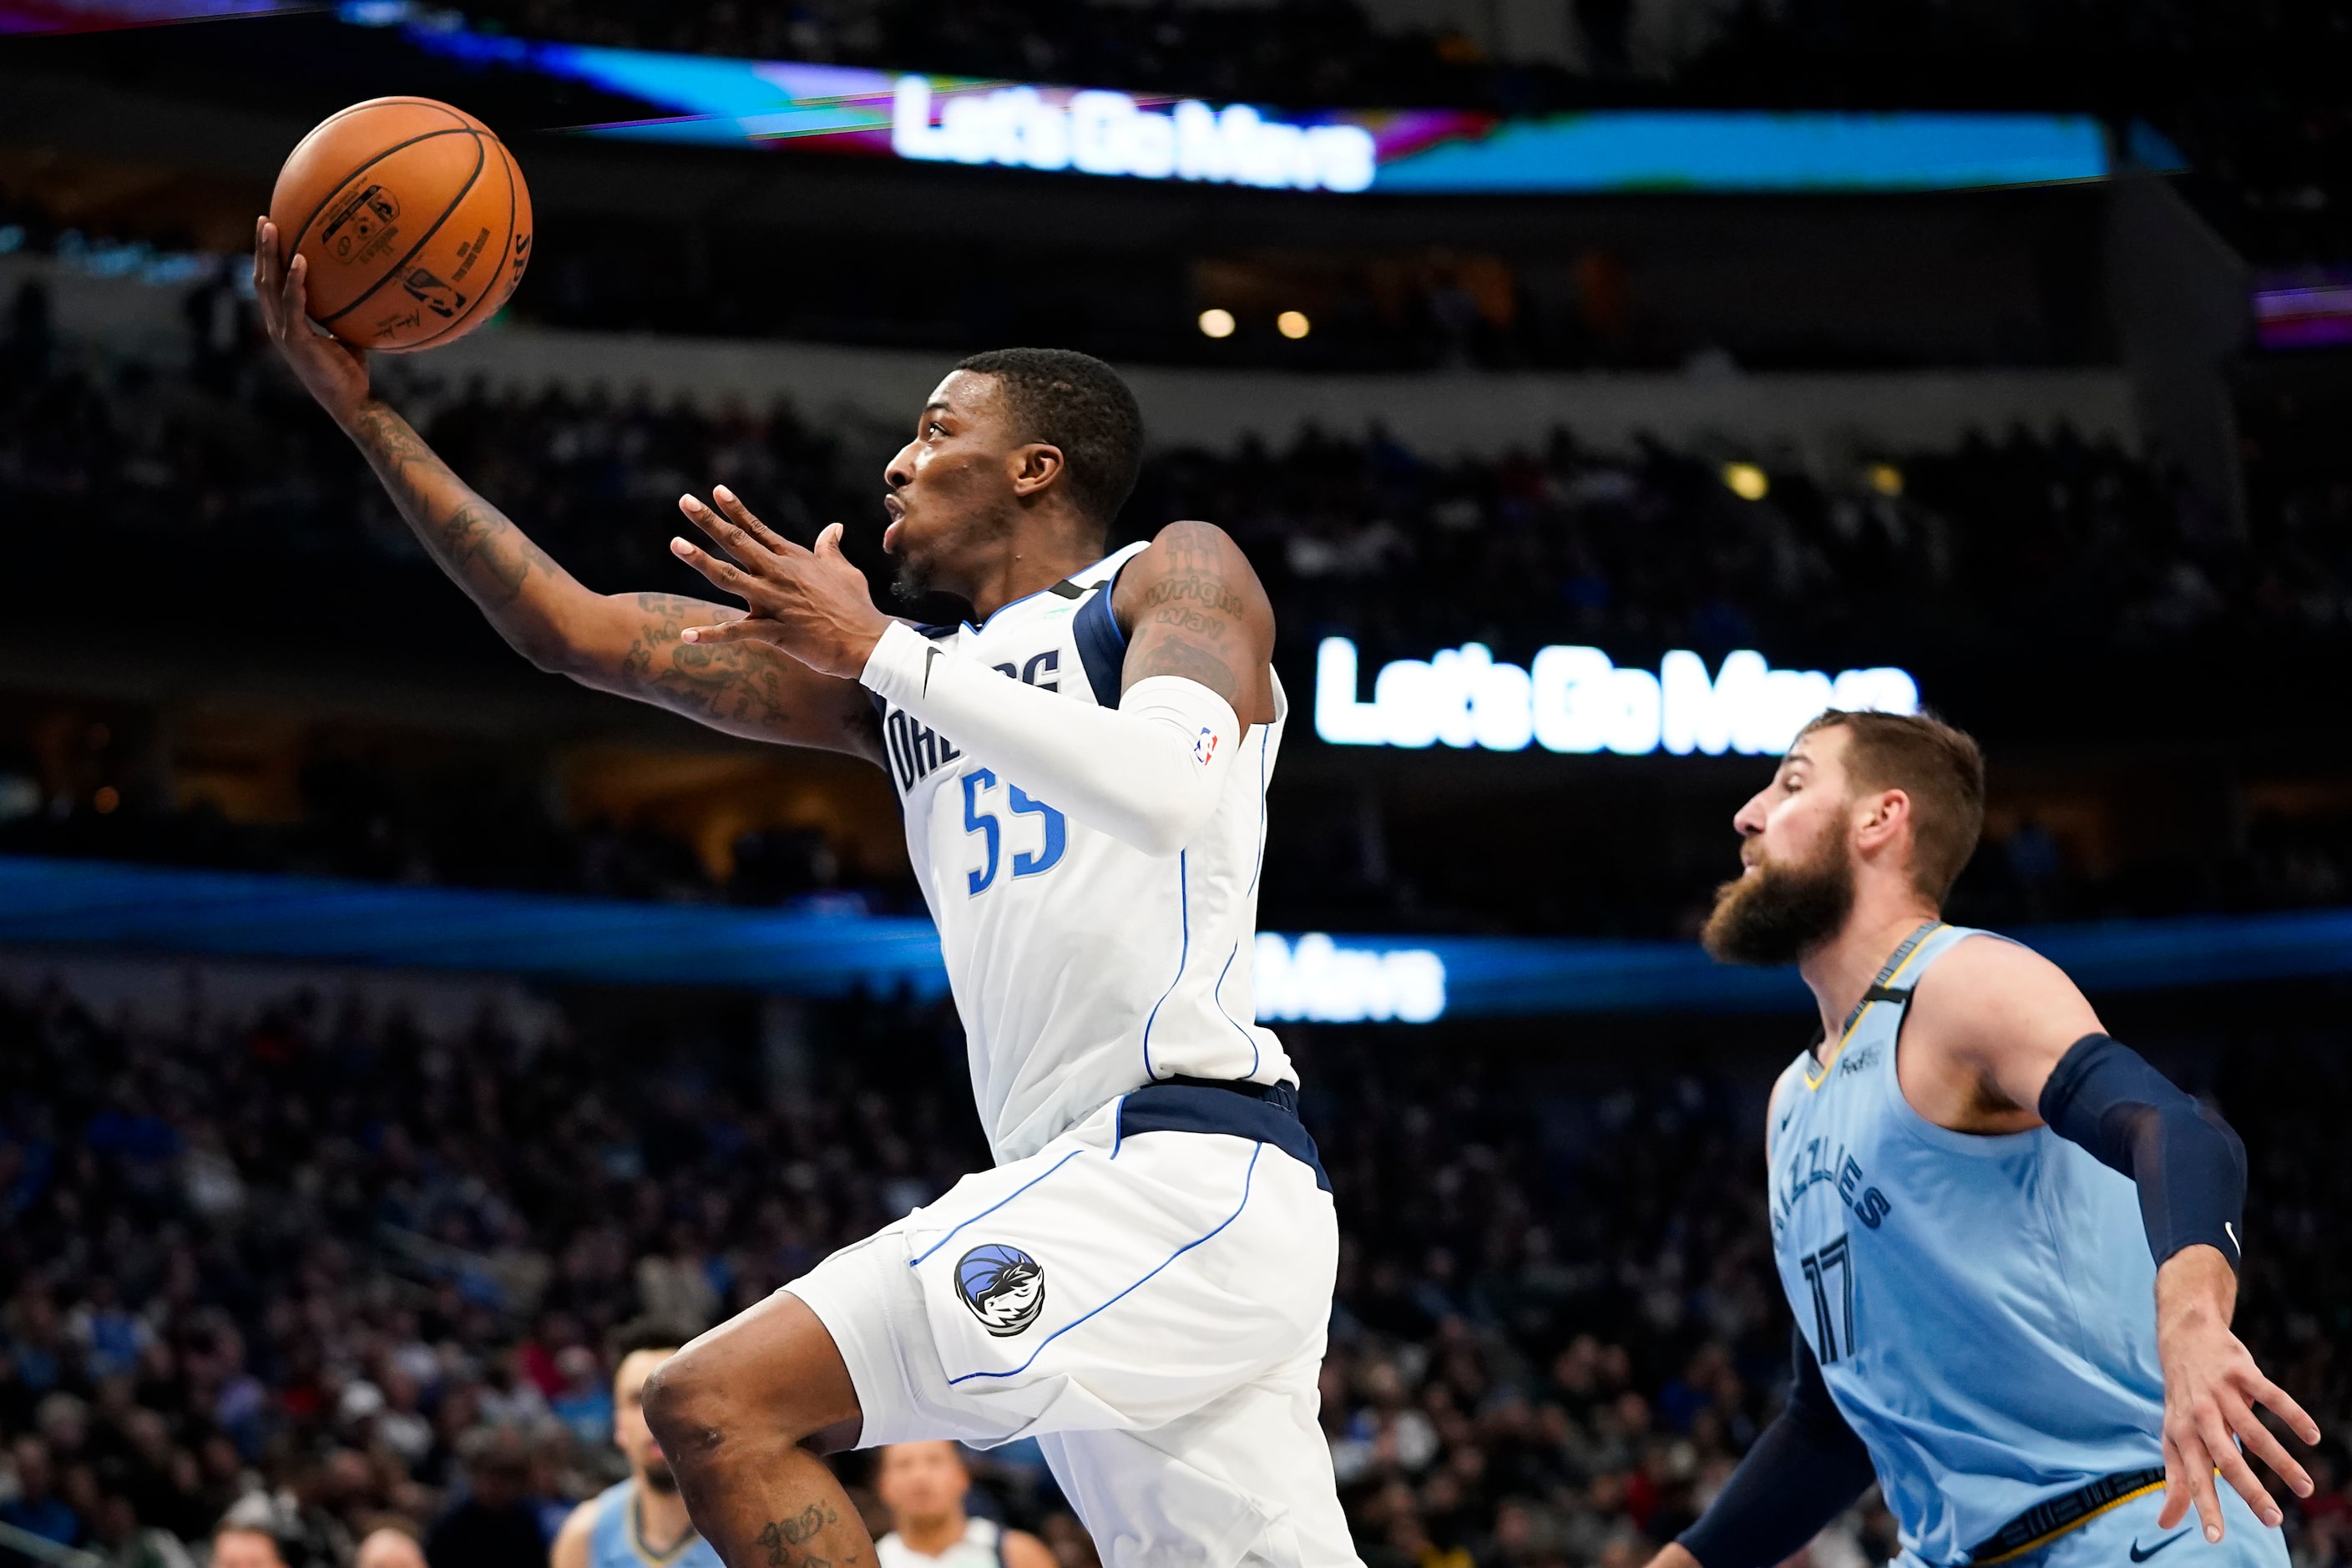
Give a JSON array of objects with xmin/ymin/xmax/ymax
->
[
  {"xmin": 876, "ymin": 1518, "xmax": 1003, "ymax": 1568},
  {"xmin": 875, "ymin": 542, "xmax": 1296, "ymax": 1165}
]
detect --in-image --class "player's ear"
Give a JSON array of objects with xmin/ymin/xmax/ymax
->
[
  {"xmin": 1856, "ymin": 787, "xmax": 1911, "ymax": 853},
  {"xmin": 1008, "ymin": 443, "xmax": 1066, "ymax": 499}
]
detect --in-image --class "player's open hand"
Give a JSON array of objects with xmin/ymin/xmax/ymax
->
[
  {"xmin": 252, "ymin": 217, "xmax": 372, "ymax": 421},
  {"xmin": 2154, "ymin": 1245, "xmax": 2319, "ymax": 1543},
  {"xmin": 670, "ymin": 487, "xmax": 893, "ymax": 679}
]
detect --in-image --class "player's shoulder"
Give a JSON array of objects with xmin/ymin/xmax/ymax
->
[
  {"xmin": 1116, "ymin": 520, "xmax": 1272, "ymax": 614},
  {"xmin": 1903, "ymin": 927, "xmax": 2101, "ymax": 1059},
  {"xmin": 1128, "ymin": 519, "xmax": 1259, "ymax": 579},
  {"xmin": 1906, "ymin": 928, "xmax": 2078, "ymax": 1009}
]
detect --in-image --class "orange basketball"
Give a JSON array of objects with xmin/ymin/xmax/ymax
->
[{"xmin": 270, "ymin": 98, "xmax": 533, "ymax": 353}]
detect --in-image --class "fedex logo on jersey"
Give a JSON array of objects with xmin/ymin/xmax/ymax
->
[{"xmin": 1313, "ymin": 637, "xmax": 1920, "ymax": 757}]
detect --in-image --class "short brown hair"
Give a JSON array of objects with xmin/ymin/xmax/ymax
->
[{"xmin": 1798, "ymin": 708, "xmax": 1985, "ymax": 903}]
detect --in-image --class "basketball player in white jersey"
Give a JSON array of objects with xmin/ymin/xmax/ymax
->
[
  {"xmin": 872, "ymin": 1444, "xmax": 1054, "ymax": 1568},
  {"xmin": 258, "ymin": 226, "xmax": 1358, "ymax": 1568}
]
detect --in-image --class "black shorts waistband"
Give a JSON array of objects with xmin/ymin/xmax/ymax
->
[
  {"xmin": 1117, "ymin": 1077, "xmax": 1328, "ymax": 1191},
  {"xmin": 1966, "ymin": 1468, "xmax": 2167, "ymax": 1565}
]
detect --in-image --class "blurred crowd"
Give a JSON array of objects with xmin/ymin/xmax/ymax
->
[
  {"xmin": 440, "ymin": 0, "xmax": 2351, "ymax": 269},
  {"xmin": 3, "ymin": 966, "xmax": 2349, "ymax": 1568}
]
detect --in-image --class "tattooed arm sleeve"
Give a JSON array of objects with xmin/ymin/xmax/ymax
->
[{"xmin": 339, "ymin": 400, "xmax": 883, "ymax": 762}]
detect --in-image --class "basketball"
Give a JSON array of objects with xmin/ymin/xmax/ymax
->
[{"xmin": 268, "ymin": 97, "xmax": 533, "ymax": 353}]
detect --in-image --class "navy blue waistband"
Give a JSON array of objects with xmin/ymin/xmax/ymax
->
[{"xmin": 1118, "ymin": 1078, "xmax": 1330, "ymax": 1191}]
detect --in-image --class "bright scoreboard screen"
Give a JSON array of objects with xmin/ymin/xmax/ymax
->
[{"xmin": 354, "ymin": 5, "xmax": 2116, "ymax": 196}]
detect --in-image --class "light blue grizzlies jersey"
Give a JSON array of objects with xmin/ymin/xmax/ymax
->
[
  {"xmin": 589, "ymin": 1480, "xmax": 725, "ymax": 1568},
  {"xmin": 1767, "ymin": 923, "xmax": 2165, "ymax": 1566}
]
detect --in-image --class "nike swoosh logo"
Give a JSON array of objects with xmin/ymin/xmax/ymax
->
[
  {"xmin": 923, "ymin": 646, "xmax": 940, "ymax": 697},
  {"xmin": 2131, "ymin": 1531, "xmax": 2192, "ymax": 1560}
]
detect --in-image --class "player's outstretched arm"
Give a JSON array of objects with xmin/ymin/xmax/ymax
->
[
  {"xmin": 252, "ymin": 220, "xmax": 882, "ymax": 764},
  {"xmin": 1908, "ymin": 938, "xmax": 2321, "ymax": 1544}
]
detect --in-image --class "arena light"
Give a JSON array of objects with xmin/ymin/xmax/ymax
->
[
  {"xmin": 1867, "ymin": 462, "xmax": 1904, "ymax": 496},
  {"xmin": 1722, "ymin": 462, "xmax": 1769, "ymax": 501},
  {"xmin": 1313, "ymin": 637, "xmax": 1920, "ymax": 756},
  {"xmin": 1198, "ymin": 307, "xmax": 1237, "ymax": 338},
  {"xmin": 1276, "ymin": 310, "xmax": 1312, "ymax": 339}
]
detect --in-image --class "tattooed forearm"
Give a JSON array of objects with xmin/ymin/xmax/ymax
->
[{"xmin": 346, "ymin": 402, "xmax": 559, "ymax": 612}]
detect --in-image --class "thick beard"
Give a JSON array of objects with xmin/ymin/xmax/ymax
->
[
  {"xmin": 1701, "ymin": 838, "xmax": 1856, "ymax": 966},
  {"xmin": 640, "ymin": 1459, "xmax": 680, "ymax": 1495}
]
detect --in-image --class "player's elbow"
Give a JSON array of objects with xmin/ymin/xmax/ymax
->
[{"xmin": 638, "ymin": 1348, "xmax": 732, "ymax": 1459}]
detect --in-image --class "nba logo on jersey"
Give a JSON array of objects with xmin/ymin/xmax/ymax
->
[
  {"xmin": 1194, "ymin": 726, "xmax": 1218, "ymax": 766},
  {"xmin": 953, "ymin": 1245, "xmax": 1046, "ymax": 1336}
]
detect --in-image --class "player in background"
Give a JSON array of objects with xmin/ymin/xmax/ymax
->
[
  {"xmin": 871, "ymin": 1444, "xmax": 1055, "ymax": 1568},
  {"xmin": 1653, "ymin": 710, "xmax": 2317, "ymax": 1568},
  {"xmin": 552, "ymin": 1327, "xmax": 722, "ymax": 1568},
  {"xmin": 257, "ymin": 221, "xmax": 1356, "ymax": 1568}
]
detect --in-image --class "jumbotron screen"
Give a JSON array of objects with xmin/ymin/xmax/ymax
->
[{"xmin": 355, "ymin": 3, "xmax": 2116, "ymax": 196}]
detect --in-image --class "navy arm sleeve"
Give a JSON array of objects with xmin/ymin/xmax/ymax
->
[
  {"xmin": 1676, "ymin": 1327, "xmax": 1878, "ymax": 1568},
  {"xmin": 2037, "ymin": 1032, "xmax": 2247, "ymax": 1272}
]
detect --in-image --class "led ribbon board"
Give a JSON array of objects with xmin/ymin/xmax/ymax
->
[
  {"xmin": 1313, "ymin": 638, "xmax": 1920, "ymax": 756},
  {"xmin": 364, "ymin": 9, "xmax": 2112, "ymax": 195},
  {"xmin": 8, "ymin": 858, "xmax": 2351, "ymax": 1020}
]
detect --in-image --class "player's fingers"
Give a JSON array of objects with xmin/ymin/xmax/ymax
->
[
  {"xmin": 2198, "ymin": 1402, "xmax": 2278, "ymax": 1531},
  {"xmin": 251, "ymin": 220, "xmax": 274, "ymax": 311},
  {"xmin": 813, "ymin": 521, "xmax": 847, "ymax": 560},
  {"xmin": 669, "ymin": 536, "xmax": 767, "ymax": 602},
  {"xmin": 678, "ymin": 493, "xmax": 768, "ymax": 567},
  {"xmin": 2157, "ymin": 1438, "xmax": 2190, "ymax": 1532},
  {"xmin": 2228, "ymin": 1401, "xmax": 2312, "ymax": 1501},
  {"xmin": 286, "ymin": 252, "xmax": 315, "ymax": 323},
  {"xmin": 2175, "ymin": 1425, "xmax": 2228, "ymax": 1542},
  {"xmin": 678, "ymin": 619, "xmax": 774, "ymax": 646},
  {"xmin": 713, "ymin": 484, "xmax": 807, "ymax": 557},
  {"xmin": 2250, "ymin": 1375, "xmax": 2322, "ymax": 1448}
]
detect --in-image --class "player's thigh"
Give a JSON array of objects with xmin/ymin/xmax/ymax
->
[
  {"xmin": 1038, "ymin": 1351, "xmax": 1359, "ymax": 1568},
  {"xmin": 2038, "ymin": 1485, "xmax": 2288, "ymax": 1568},
  {"xmin": 787, "ymin": 1114, "xmax": 1336, "ymax": 1448}
]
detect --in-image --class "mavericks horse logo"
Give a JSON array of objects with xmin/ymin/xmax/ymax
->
[{"xmin": 954, "ymin": 1244, "xmax": 1046, "ymax": 1336}]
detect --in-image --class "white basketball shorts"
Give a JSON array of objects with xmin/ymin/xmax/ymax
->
[{"xmin": 784, "ymin": 1084, "xmax": 1360, "ymax": 1568}]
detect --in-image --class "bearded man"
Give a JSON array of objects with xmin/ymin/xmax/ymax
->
[{"xmin": 1653, "ymin": 710, "xmax": 2316, "ymax": 1568}]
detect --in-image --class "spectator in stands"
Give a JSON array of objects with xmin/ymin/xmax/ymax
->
[
  {"xmin": 422, "ymin": 1429, "xmax": 542, "ymax": 1568},
  {"xmin": 209, "ymin": 1526, "xmax": 288, "ymax": 1568},
  {"xmin": 352, "ymin": 1525, "xmax": 427, "ymax": 1568}
]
